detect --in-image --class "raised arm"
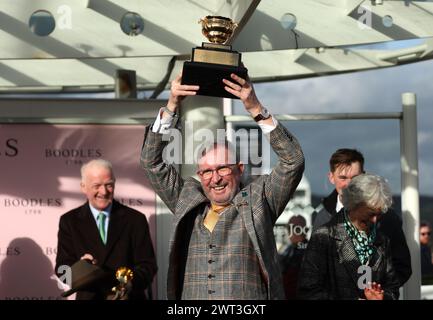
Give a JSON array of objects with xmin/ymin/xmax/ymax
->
[
  {"xmin": 140, "ymin": 74, "xmax": 199, "ymax": 213},
  {"xmin": 224, "ymin": 73, "xmax": 305, "ymax": 221}
]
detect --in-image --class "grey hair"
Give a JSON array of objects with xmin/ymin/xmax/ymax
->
[
  {"xmin": 81, "ymin": 159, "xmax": 115, "ymax": 182},
  {"xmin": 342, "ymin": 173, "xmax": 392, "ymax": 213}
]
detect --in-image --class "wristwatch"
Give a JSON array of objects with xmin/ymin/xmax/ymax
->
[{"xmin": 253, "ymin": 107, "xmax": 271, "ymax": 122}]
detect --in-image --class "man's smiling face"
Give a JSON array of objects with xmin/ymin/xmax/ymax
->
[{"xmin": 197, "ymin": 145, "xmax": 244, "ymax": 206}]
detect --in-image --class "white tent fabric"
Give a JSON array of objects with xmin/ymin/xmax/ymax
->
[{"xmin": 0, "ymin": 0, "xmax": 433, "ymax": 92}]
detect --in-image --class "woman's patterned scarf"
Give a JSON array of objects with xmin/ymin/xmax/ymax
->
[{"xmin": 343, "ymin": 209, "xmax": 376, "ymax": 265}]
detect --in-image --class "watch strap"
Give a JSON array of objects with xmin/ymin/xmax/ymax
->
[
  {"xmin": 253, "ymin": 114, "xmax": 265, "ymax": 122},
  {"xmin": 253, "ymin": 108, "xmax": 271, "ymax": 122},
  {"xmin": 163, "ymin": 106, "xmax": 177, "ymax": 117}
]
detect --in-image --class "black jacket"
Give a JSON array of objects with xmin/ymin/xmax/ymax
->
[
  {"xmin": 312, "ymin": 190, "xmax": 412, "ymax": 287},
  {"xmin": 421, "ymin": 244, "xmax": 433, "ymax": 278},
  {"xmin": 55, "ymin": 200, "xmax": 157, "ymax": 300},
  {"xmin": 299, "ymin": 213, "xmax": 400, "ymax": 300}
]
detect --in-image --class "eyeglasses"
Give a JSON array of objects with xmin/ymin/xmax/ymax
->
[
  {"xmin": 197, "ymin": 165, "xmax": 237, "ymax": 180},
  {"xmin": 421, "ymin": 232, "xmax": 431, "ymax": 236}
]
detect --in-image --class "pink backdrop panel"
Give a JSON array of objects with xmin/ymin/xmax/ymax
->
[{"xmin": 0, "ymin": 124, "xmax": 156, "ymax": 300}]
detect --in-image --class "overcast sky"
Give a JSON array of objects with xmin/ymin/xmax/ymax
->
[{"xmin": 234, "ymin": 59, "xmax": 433, "ymax": 196}]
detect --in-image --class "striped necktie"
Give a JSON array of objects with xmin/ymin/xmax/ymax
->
[{"xmin": 98, "ymin": 212, "xmax": 107, "ymax": 244}]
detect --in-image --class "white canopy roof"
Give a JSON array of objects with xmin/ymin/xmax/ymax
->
[{"xmin": 0, "ymin": 0, "xmax": 432, "ymax": 92}]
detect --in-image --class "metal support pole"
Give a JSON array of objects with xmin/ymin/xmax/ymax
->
[
  {"xmin": 114, "ymin": 69, "xmax": 137, "ymax": 99},
  {"xmin": 180, "ymin": 96, "xmax": 225, "ymax": 178},
  {"xmin": 224, "ymin": 98, "xmax": 234, "ymax": 143},
  {"xmin": 401, "ymin": 92, "xmax": 421, "ymax": 300}
]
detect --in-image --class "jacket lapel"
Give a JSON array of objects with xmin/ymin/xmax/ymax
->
[
  {"xmin": 76, "ymin": 203, "xmax": 106, "ymax": 259},
  {"xmin": 369, "ymin": 233, "xmax": 384, "ymax": 270},
  {"xmin": 323, "ymin": 189, "xmax": 338, "ymax": 216},
  {"xmin": 333, "ymin": 220, "xmax": 362, "ymax": 287},
  {"xmin": 175, "ymin": 179, "xmax": 209, "ymax": 219},
  {"xmin": 168, "ymin": 181, "xmax": 209, "ymax": 299},
  {"xmin": 101, "ymin": 200, "xmax": 127, "ymax": 264},
  {"xmin": 77, "ymin": 201, "xmax": 128, "ymax": 265},
  {"xmin": 234, "ymin": 185, "xmax": 269, "ymax": 284}
]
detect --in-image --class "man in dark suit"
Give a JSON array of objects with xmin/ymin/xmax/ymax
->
[
  {"xmin": 140, "ymin": 72, "xmax": 305, "ymax": 299},
  {"xmin": 55, "ymin": 159, "xmax": 157, "ymax": 300},
  {"xmin": 312, "ymin": 148, "xmax": 411, "ymax": 287}
]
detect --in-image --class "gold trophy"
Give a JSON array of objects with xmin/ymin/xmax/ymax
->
[
  {"xmin": 109, "ymin": 267, "xmax": 133, "ymax": 300},
  {"xmin": 181, "ymin": 16, "xmax": 248, "ymax": 99}
]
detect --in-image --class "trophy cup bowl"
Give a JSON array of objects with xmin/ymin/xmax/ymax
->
[
  {"xmin": 200, "ymin": 16, "xmax": 238, "ymax": 45},
  {"xmin": 115, "ymin": 267, "xmax": 133, "ymax": 284},
  {"xmin": 181, "ymin": 15, "xmax": 248, "ymax": 99}
]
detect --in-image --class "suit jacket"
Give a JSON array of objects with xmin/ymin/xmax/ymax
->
[
  {"xmin": 140, "ymin": 123, "xmax": 305, "ymax": 299},
  {"xmin": 421, "ymin": 244, "xmax": 433, "ymax": 278},
  {"xmin": 55, "ymin": 200, "xmax": 157, "ymax": 300},
  {"xmin": 298, "ymin": 213, "xmax": 400, "ymax": 300},
  {"xmin": 312, "ymin": 189, "xmax": 412, "ymax": 287}
]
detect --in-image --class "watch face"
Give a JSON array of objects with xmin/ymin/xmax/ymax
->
[{"xmin": 254, "ymin": 108, "xmax": 271, "ymax": 121}]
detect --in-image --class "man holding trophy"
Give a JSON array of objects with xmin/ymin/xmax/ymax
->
[{"xmin": 140, "ymin": 16, "xmax": 305, "ymax": 300}]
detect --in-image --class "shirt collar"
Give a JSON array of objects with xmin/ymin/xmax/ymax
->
[
  {"xmin": 89, "ymin": 202, "xmax": 112, "ymax": 221},
  {"xmin": 336, "ymin": 194, "xmax": 344, "ymax": 213}
]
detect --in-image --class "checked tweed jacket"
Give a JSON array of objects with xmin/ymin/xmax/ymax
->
[{"xmin": 140, "ymin": 123, "xmax": 304, "ymax": 299}]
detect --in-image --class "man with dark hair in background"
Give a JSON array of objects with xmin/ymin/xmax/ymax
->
[
  {"xmin": 279, "ymin": 215, "xmax": 308, "ymax": 299},
  {"xmin": 312, "ymin": 148, "xmax": 412, "ymax": 287},
  {"xmin": 420, "ymin": 221, "xmax": 433, "ymax": 283}
]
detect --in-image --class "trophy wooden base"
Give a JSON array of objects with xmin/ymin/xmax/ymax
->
[{"xmin": 182, "ymin": 61, "xmax": 248, "ymax": 99}]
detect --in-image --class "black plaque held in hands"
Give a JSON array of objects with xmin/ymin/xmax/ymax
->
[{"xmin": 181, "ymin": 16, "xmax": 248, "ymax": 99}]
